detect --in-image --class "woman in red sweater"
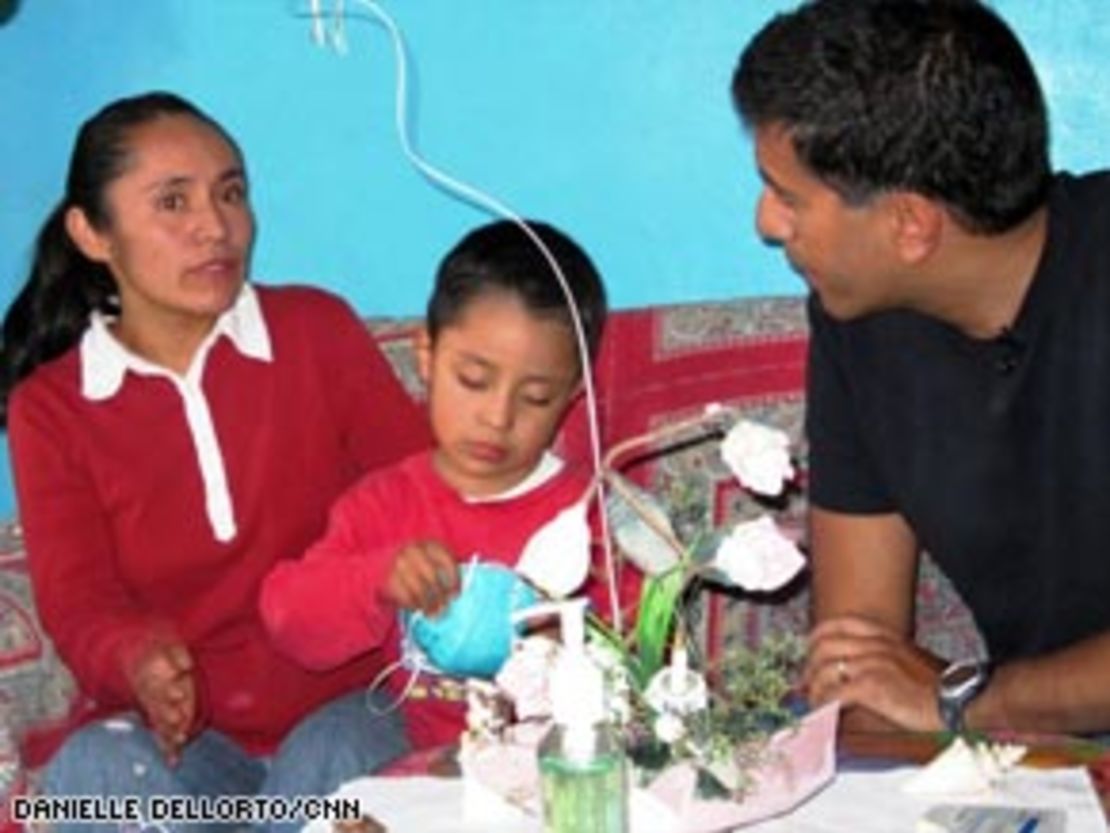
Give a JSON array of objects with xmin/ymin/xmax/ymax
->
[{"xmin": 1, "ymin": 91, "xmax": 429, "ymax": 831}]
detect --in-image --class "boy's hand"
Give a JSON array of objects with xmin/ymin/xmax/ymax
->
[
  {"xmin": 124, "ymin": 638, "xmax": 198, "ymax": 767},
  {"xmin": 383, "ymin": 541, "xmax": 460, "ymax": 616}
]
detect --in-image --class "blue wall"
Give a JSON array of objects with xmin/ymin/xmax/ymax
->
[{"xmin": 1, "ymin": 1, "xmax": 1108, "ymax": 517}]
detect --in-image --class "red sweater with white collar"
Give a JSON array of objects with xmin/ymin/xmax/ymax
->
[{"xmin": 8, "ymin": 284, "xmax": 430, "ymax": 755}]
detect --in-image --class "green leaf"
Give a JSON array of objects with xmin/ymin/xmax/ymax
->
[{"xmin": 633, "ymin": 566, "xmax": 686, "ymax": 687}]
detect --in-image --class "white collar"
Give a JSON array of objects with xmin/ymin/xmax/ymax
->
[
  {"xmin": 80, "ymin": 283, "xmax": 272, "ymax": 400},
  {"xmin": 465, "ymin": 451, "xmax": 565, "ymax": 503}
]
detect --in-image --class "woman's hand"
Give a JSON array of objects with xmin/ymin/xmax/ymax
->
[
  {"xmin": 382, "ymin": 541, "xmax": 460, "ymax": 616},
  {"xmin": 125, "ymin": 638, "xmax": 198, "ymax": 766}
]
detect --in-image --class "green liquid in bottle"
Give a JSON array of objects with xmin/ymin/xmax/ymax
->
[{"xmin": 539, "ymin": 728, "xmax": 628, "ymax": 833}]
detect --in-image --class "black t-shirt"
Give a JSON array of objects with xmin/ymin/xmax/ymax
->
[{"xmin": 807, "ymin": 171, "xmax": 1110, "ymax": 663}]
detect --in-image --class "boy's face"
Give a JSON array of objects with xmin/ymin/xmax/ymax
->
[{"xmin": 419, "ymin": 291, "xmax": 581, "ymax": 498}]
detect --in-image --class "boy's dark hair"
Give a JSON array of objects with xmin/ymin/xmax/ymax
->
[
  {"xmin": 732, "ymin": 0, "xmax": 1050, "ymax": 234},
  {"xmin": 0, "ymin": 91, "xmax": 240, "ymax": 425},
  {"xmin": 427, "ymin": 220, "xmax": 607, "ymax": 362}
]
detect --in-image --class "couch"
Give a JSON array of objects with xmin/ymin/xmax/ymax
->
[{"xmin": 0, "ymin": 293, "xmax": 985, "ymax": 805}]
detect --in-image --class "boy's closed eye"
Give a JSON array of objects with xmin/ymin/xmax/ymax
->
[
  {"xmin": 519, "ymin": 386, "xmax": 557, "ymax": 408},
  {"xmin": 454, "ymin": 366, "xmax": 561, "ymax": 408},
  {"xmin": 456, "ymin": 371, "xmax": 489, "ymax": 391}
]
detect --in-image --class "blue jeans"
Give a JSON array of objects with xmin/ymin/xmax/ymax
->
[{"xmin": 40, "ymin": 689, "xmax": 409, "ymax": 833}]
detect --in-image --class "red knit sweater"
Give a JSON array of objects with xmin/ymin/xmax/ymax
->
[
  {"xmin": 260, "ymin": 451, "xmax": 633, "ymax": 749},
  {"xmin": 8, "ymin": 285, "xmax": 431, "ymax": 754}
]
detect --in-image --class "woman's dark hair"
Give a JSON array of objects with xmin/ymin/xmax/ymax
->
[
  {"xmin": 0, "ymin": 91, "xmax": 238, "ymax": 425},
  {"xmin": 732, "ymin": 0, "xmax": 1051, "ymax": 234},
  {"xmin": 427, "ymin": 220, "xmax": 608, "ymax": 366}
]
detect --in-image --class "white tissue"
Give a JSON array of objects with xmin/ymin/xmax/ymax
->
[{"xmin": 902, "ymin": 737, "xmax": 1027, "ymax": 797}]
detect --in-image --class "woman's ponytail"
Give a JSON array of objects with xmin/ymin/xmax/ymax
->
[{"xmin": 0, "ymin": 206, "xmax": 117, "ymax": 424}]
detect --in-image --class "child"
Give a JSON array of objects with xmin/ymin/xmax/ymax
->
[{"xmin": 260, "ymin": 219, "xmax": 619, "ymax": 751}]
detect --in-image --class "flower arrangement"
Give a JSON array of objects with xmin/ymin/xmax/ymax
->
[
  {"xmin": 586, "ymin": 406, "xmax": 807, "ymax": 796},
  {"xmin": 463, "ymin": 405, "xmax": 835, "ymax": 827}
]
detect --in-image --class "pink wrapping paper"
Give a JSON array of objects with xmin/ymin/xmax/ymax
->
[
  {"xmin": 642, "ymin": 701, "xmax": 839, "ymax": 831},
  {"xmin": 461, "ymin": 702, "xmax": 840, "ymax": 832}
]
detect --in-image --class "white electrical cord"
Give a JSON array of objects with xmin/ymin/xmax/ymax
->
[{"xmin": 304, "ymin": 0, "xmax": 622, "ymax": 633}]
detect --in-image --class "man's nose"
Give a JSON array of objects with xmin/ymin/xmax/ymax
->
[{"xmin": 755, "ymin": 189, "xmax": 792, "ymax": 244}]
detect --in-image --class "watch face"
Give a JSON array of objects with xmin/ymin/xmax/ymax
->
[
  {"xmin": 939, "ymin": 662, "xmax": 989, "ymax": 734},
  {"xmin": 942, "ymin": 663, "xmax": 982, "ymax": 689},
  {"xmin": 941, "ymin": 661, "xmax": 989, "ymax": 706}
]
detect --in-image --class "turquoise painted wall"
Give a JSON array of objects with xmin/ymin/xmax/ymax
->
[{"xmin": 1, "ymin": 1, "xmax": 1108, "ymax": 518}]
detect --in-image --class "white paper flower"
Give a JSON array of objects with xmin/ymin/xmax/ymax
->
[
  {"xmin": 494, "ymin": 635, "xmax": 559, "ymax": 721},
  {"xmin": 720, "ymin": 419, "xmax": 795, "ymax": 496},
  {"xmin": 902, "ymin": 736, "xmax": 1027, "ymax": 796},
  {"xmin": 653, "ymin": 712, "xmax": 687, "ymax": 744},
  {"xmin": 516, "ymin": 499, "xmax": 591, "ymax": 597},
  {"xmin": 712, "ymin": 515, "xmax": 805, "ymax": 592}
]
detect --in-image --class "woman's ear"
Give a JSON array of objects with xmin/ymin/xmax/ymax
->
[
  {"xmin": 64, "ymin": 206, "xmax": 111, "ymax": 263},
  {"xmin": 886, "ymin": 191, "xmax": 944, "ymax": 264},
  {"xmin": 415, "ymin": 326, "xmax": 433, "ymax": 385}
]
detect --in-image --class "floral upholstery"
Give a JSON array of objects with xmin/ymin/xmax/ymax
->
[{"xmin": 0, "ymin": 294, "xmax": 985, "ymax": 802}]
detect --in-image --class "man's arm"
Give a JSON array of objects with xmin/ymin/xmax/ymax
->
[
  {"xmin": 804, "ymin": 506, "xmax": 948, "ymax": 731},
  {"xmin": 806, "ymin": 506, "xmax": 1110, "ymax": 734},
  {"xmin": 970, "ymin": 630, "xmax": 1110, "ymax": 735},
  {"xmin": 809, "ymin": 507, "xmax": 918, "ymax": 628}
]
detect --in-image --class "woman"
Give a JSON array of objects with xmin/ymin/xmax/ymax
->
[{"xmin": 1, "ymin": 91, "xmax": 430, "ymax": 828}]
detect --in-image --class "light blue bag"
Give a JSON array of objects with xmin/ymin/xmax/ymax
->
[{"xmin": 403, "ymin": 560, "xmax": 540, "ymax": 679}]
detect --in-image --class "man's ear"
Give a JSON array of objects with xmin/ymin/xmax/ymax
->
[
  {"xmin": 64, "ymin": 206, "xmax": 112, "ymax": 264},
  {"xmin": 886, "ymin": 191, "xmax": 943, "ymax": 264},
  {"xmin": 415, "ymin": 326, "xmax": 433, "ymax": 385}
]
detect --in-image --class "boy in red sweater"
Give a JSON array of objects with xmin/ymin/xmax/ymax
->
[{"xmin": 261, "ymin": 219, "xmax": 626, "ymax": 751}]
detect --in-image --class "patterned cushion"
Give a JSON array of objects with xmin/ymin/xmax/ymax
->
[
  {"xmin": 0, "ymin": 297, "xmax": 985, "ymax": 788},
  {"xmin": 0, "ymin": 521, "xmax": 81, "ymax": 802}
]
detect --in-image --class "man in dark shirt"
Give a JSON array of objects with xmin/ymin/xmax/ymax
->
[{"xmin": 732, "ymin": 0, "xmax": 1110, "ymax": 735}]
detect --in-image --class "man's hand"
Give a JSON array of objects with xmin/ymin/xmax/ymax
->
[
  {"xmin": 124, "ymin": 639, "xmax": 197, "ymax": 766},
  {"xmin": 382, "ymin": 541, "xmax": 460, "ymax": 616},
  {"xmin": 804, "ymin": 615, "xmax": 946, "ymax": 731}
]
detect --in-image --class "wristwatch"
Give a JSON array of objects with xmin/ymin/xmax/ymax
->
[{"xmin": 937, "ymin": 660, "xmax": 991, "ymax": 734}]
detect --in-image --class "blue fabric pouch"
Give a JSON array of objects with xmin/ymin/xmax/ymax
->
[{"xmin": 403, "ymin": 561, "xmax": 540, "ymax": 679}]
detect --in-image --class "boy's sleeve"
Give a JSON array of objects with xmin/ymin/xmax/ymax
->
[{"xmin": 259, "ymin": 475, "xmax": 402, "ymax": 670}]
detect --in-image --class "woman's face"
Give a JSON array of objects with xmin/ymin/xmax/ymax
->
[
  {"xmin": 419, "ymin": 291, "xmax": 581, "ymax": 498},
  {"xmin": 71, "ymin": 114, "xmax": 254, "ymax": 349}
]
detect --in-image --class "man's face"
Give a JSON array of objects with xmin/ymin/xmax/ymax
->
[{"xmin": 752, "ymin": 124, "xmax": 902, "ymax": 320}]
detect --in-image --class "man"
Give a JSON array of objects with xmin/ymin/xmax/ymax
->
[{"xmin": 732, "ymin": 0, "xmax": 1110, "ymax": 735}]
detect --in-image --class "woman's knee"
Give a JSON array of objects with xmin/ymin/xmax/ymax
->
[
  {"xmin": 271, "ymin": 691, "xmax": 410, "ymax": 783},
  {"xmin": 43, "ymin": 716, "xmax": 173, "ymax": 795}
]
